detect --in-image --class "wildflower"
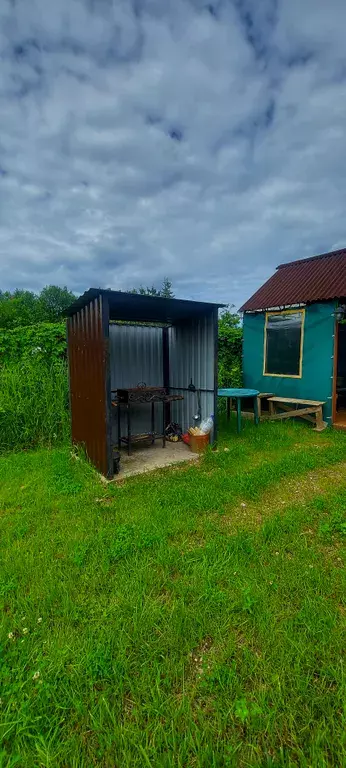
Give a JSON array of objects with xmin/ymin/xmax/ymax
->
[
  {"xmin": 37, "ymin": 617, "xmax": 42, "ymax": 623},
  {"xmin": 32, "ymin": 671, "xmax": 40, "ymax": 681},
  {"xmin": 8, "ymin": 632, "xmax": 14, "ymax": 640},
  {"xmin": 275, "ymin": 551, "xmax": 279, "ymax": 556},
  {"xmin": 22, "ymin": 628, "xmax": 29, "ymax": 635},
  {"xmin": 241, "ymin": 502, "xmax": 246, "ymax": 508},
  {"xmin": 269, "ymin": 581, "xmax": 273, "ymax": 586}
]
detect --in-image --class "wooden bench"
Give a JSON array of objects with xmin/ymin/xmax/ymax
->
[
  {"xmin": 266, "ymin": 397, "xmax": 327, "ymax": 432},
  {"xmin": 256, "ymin": 392, "xmax": 275, "ymax": 418}
]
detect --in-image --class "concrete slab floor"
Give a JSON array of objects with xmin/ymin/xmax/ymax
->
[{"xmin": 115, "ymin": 440, "xmax": 199, "ymax": 479}]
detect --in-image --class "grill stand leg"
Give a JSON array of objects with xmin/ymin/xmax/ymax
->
[
  {"xmin": 163, "ymin": 401, "xmax": 166, "ymax": 448},
  {"xmin": 117, "ymin": 404, "xmax": 121, "ymax": 450},
  {"xmin": 151, "ymin": 402, "xmax": 155, "ymax": 445},
  {"xmin": 127, "ymin": 405, "xmax": 131, "ymax": 456}
]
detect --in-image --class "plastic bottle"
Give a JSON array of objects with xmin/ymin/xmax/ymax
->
[{"xmin": 199, "ymin": 415, "xmax": 214, "ymax": 434}]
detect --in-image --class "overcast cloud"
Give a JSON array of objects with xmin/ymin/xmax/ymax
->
[{"xmin": 1, "ymin": 0, "xmax": 346, "ymax": 307}]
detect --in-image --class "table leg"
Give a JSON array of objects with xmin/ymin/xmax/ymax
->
[
  {"xmin": 227, "ymin": 397, "xmax": 231, "ymax": 421},
  {"xmin": 254, "ymin": 396, "xmax": 259, "ymax": 426},
  {"xmin": 236, "ymin": 397, "xmax": 242, "ymax": 434},
  {"xmin": 127, "ymin": 405, "xmax": 131, "ymax": 456}
]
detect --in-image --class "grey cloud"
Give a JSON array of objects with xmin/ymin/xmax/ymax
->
[{"xmin": 0, "ymin": 0, "xmax": 346, "ymax": 307}]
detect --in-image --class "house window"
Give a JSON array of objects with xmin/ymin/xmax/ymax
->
[{"xmin": 264, "ymin": 310, "xmax": 305, "ymax": 377}]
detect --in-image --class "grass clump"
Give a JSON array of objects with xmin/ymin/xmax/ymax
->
[{"xmin": 0, "ymin": 358, "xmax": 69, "ymax": 452}]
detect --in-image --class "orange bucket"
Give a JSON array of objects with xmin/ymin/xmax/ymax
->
[{"xmin": 189, "ymin": 432, "xmax": 210, "ymax": 454}]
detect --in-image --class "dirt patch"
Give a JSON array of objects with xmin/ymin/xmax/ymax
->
[
  {"xmin": 318, "ymin": 540, "xmax": 345, "ymax": 568},
  {"xmin": 218, "ymin": 462, "xmax": 346, "ymax": 534},
  {"xmin": 189, "ymin": 637, "xmax": 215, "ymax": 679},
  {"xmin": 170, "ymin": 531, "xmax": 207, "ymax": 554}
]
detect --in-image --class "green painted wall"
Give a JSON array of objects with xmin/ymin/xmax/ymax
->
[{"xmin": 243, "ymin": 302, "xmax": 336, "ymax": 422}]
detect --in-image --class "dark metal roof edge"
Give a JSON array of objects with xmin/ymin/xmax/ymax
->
[{"xmin": 65, "ymin": 288, "xmax": 225, "ymax": 317}]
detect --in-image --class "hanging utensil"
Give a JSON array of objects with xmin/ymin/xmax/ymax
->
[{"xmin": 188, "ymin": 379, "xmax": 201, "ymax": 422}]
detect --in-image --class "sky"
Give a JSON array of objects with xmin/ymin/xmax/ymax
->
[{"xmin": 1, "ymin": 0, "xmax": 346, "ymax": 309}]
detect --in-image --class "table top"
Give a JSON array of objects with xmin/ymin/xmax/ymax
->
[{"xmin": 218, "ymin": 388, "xmax": 260, "ymax": 398}]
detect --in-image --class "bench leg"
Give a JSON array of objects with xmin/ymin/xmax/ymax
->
[
  {"xmin": 268, "ymin": 400, "xmax": 275, "ymax": 417},
  {"xmin": 315, "ymin": 406, "xmax": 323, "ymax": 431}
]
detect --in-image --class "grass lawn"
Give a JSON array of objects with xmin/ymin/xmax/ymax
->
[{"xmin": 1, "ymin": 415, "xmax": 346, "ymax": 767}]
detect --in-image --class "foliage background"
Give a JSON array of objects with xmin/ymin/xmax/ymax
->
[
  {"xmin": 218, "ymin": 307, "xmax": 242, "ymax": 389},
  {"xmin": 0, "ymin": 359, "xmax": 69, "ymax": 452},
  {"xmin": 0, "ymin": 285, "xmax": 75, "ymax": 329},
  {"xmin": 0, "ymin": 323, "xmax": 66, "ymax": 364}
]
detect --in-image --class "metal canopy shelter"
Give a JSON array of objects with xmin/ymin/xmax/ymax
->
[{"xmin": 66, "ymin": 289, "xmax": 223, "ymax": 478}]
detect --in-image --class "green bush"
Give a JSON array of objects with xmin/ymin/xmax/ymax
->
[
  {"xmin": 0, "ymin": 322, "xmax": 66, "ymax": 364},
  {"xmin": 0, "ymin": 358, "xmax": 70, "ymax": 452}
]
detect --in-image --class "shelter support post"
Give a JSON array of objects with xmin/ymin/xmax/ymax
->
[
  {"xmin": 162, "ymin": 327, "xmax": 170, "ymax": 428},
  {"xmin": 213, "ymin": 307, "xmax": 219, "ymax": 445}
]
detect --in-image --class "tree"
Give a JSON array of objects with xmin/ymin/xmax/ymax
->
[
  {"xmin": 218, "ymin": 306, "xmax": 243, "ymax": 388},
  {"xmin": 160, "ymin": 278, "xmax": 174, "ymax": 298},
  {"xmin": 12, "ymin": 290, "xmax": 40, "ymax": 326},
  {"xmin": 130, "ymin": 277, "xmax": 174, "ymax": 298},
  {"xmin": 0, "ymin": 296, "xmax": 21, "ymax": 330},
  {"xmin": 0, "ymin": 285, "xmax": 76, "ymax": 329},
  {"xmin": 37, "ymin": 286, "xmax": 76, "ymax": 323}
]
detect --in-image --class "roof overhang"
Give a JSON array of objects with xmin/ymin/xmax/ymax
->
[{"xmin": 66, "ymin": 288, "xmax": 225, "ymax": 324}]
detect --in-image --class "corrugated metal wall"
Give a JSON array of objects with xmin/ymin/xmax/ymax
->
[
  {"xmin": 109, "ymin": 316, "xmax": 217, "ymax": 443},
  {"xmin": 67, "ymin": 295, "xmax": 112, "ymax": 477},
  {"xmin": 169, "ymin": 313, "xmax": 216, "ymax": 436},
  {"xmin": 109, "ymin": 324, "xmax": 164, "ymax": 442}
]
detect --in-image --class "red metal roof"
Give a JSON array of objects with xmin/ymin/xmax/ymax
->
[{"xmin": 240, "ymin": 248, "xmax": 346, "ymax": 312}]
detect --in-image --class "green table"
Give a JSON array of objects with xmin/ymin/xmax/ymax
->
[{"xmin": 218, "ymin": 388, "xmax": 260, "ymax": 434}]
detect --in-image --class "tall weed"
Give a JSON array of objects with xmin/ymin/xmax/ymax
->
[{"xmin": 0, "ymin": 358, "xmax": 69, "ymax": 452}]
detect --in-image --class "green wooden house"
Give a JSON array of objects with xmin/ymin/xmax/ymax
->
[{"xmin": 239, "ymin": 248, "xmax": 346, "ymax": 427}]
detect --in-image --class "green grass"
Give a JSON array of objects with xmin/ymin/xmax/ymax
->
[{"xmin": 1, "ymin": 418, "xmax": 346, "ymax": 767}]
